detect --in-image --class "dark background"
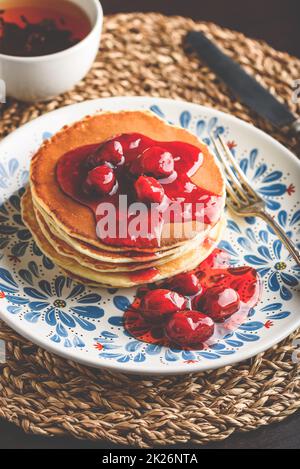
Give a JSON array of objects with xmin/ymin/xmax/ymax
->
[
  {"xmin": 101, "ymin": 0, "xmax": 300, "ymax": 58},
  {"xmin": 1, "ymin": 0, "xmax": 300, "ymax": 451}
]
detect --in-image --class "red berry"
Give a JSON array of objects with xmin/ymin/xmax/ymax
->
[
  {"xmin": 198, "ymin": 287, "xmax": 240, "ymax": 322},
  {"xmin": 140, "ymin": 146, "xmax": 175, "ymax": 178},
  {"xmin": 165, "ymin": 310, "xmax": 214, "ymax": 347},
  {"xmin": 168, "ymin": 272, "xmax": 202, "ymax": 296},
  {"xmin": 129, "ymin": 156, "xmax": 143, "ymax": 176},
  {"xmin": 87, "ymin": 139, "xmax": 124, "ymax": 168},
  {"xmin": 140, "ymin": 289, "xmax": 187, "ymax": 322},
  {"xmin": 134, "ymin": 176, "xmax": 165, "ymax": 204},
  {"xmin": 85, "ymin": 165, "xmax": 116, "ymax": 195}
]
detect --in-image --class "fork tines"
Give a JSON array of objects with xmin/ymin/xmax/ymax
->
[{"xmin": 210, "ymin": 134, "xmax": 260, "ymax": 206}]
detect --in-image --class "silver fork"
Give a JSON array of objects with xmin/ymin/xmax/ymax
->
[{"xmin": 211, "ymin": 134, "xmax": 300, "ymax": 266}]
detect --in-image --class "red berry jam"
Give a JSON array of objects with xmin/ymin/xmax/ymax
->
[
  {"xmin": 124, "ymin": 249, "xmax": 261, "ymax": 350},
  {"xmin": 85, "ymin": 165, "xmax": 116, "ymax": 195},
  {"xmin": 140, "ymin": 289, "xmax": 187, "ymax": 322},
  {"xmin": 167, "ymin": 272, "xmax": 202, "ymax": 296},
  {"xmin": 198, "ymin": 287, "xmax": 240, "ymax": 322},
  {"xmin": 134, "ymin": 176, "xmax": 165, "ymax": 204},
  {"xmin": 139, "ymin": 146, "xmax": 175, "ymax": 178},
  {"xmin": 56, "ymin": 133, "xmax": 224, "ymax": 249},
  {"xmin": 165, "ymin": 311, "xmax": 215, "ymax": 347},
  {"xmin": 87, "ymin": 140, "xmax": 124, "ymax": 168}
]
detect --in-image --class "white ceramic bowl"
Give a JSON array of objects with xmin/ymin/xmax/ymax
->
[{"xmin": 0, "ymin": 0, "xmax": 103, "ymax": 102}]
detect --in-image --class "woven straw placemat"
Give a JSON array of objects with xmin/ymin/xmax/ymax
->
[{"xmin": 0, "ymin": 13, "xmax": 300, "ymax": 448}]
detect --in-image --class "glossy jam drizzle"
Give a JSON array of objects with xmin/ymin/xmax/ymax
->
[
  {"xmin": 56, "ymin": 133, "xmax": 224, "ymax": 248},
  {"xmin": 124, "ymin": 249, "xmax": 261, "ymax": 350}
]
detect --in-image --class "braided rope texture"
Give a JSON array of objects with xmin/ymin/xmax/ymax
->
[{"xmin": 0, "ymin": 13, "xmax": 300, "ymax": 448}]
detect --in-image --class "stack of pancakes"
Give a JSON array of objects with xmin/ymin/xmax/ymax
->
[{"xmin": 22, "ymin": 111, "xmax": 226, "ymax": 288}]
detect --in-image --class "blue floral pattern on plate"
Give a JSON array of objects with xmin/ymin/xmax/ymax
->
[{"xmin": 0, "ymin": 97, "xmax": 299, "ymax": 374}]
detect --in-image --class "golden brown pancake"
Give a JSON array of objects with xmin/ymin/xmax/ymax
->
[
  {"xmin": 24, "ymin": 110, "xmax": 227, "ymax": 288},
  {"xmin": 34, "ymin": 200, "xmax": 207, "ymax": 272},
  {"xmin": 22, "ymin": 186, "xmax": 225, "ymax": 288},
  {"xmin": 32, "ymin": 190, "xmax": 210, "ymax": 263},
  {"xmin": 30, "ymin": 110, "xmax": 225, "ymax": 251}
]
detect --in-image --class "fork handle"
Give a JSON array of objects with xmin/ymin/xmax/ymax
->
[{"xmin": 258, "ymin": 211, "xmax": 300, "ymax": 265}]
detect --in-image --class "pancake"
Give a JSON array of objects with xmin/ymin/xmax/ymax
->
[
  {"xmin": 33, "ymin": 200, "xmax": 207, "ymax": 273},
  {"xmin": 24, "ymin": 109, "xmax": 227, "ymax": 288},
  {"xmin": 30, "ymin": 110, "xmax": 225, "ymax": 252},
  {"xmin": 32, "ymin": 191, "xmax": 209, "ymax": 263},
  {"xmin": 22, "ymin": 186, "xmax": 225, "ymax": 288}
]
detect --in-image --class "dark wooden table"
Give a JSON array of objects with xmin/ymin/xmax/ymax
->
[{"xmin": 1, "ymin": 0, "xmax": 299, "ymax": 450}]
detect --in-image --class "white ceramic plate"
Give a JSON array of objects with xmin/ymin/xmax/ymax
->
[{"xmin": 0, "ymin": 97, "xmax": 299, "ymax": 375}]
